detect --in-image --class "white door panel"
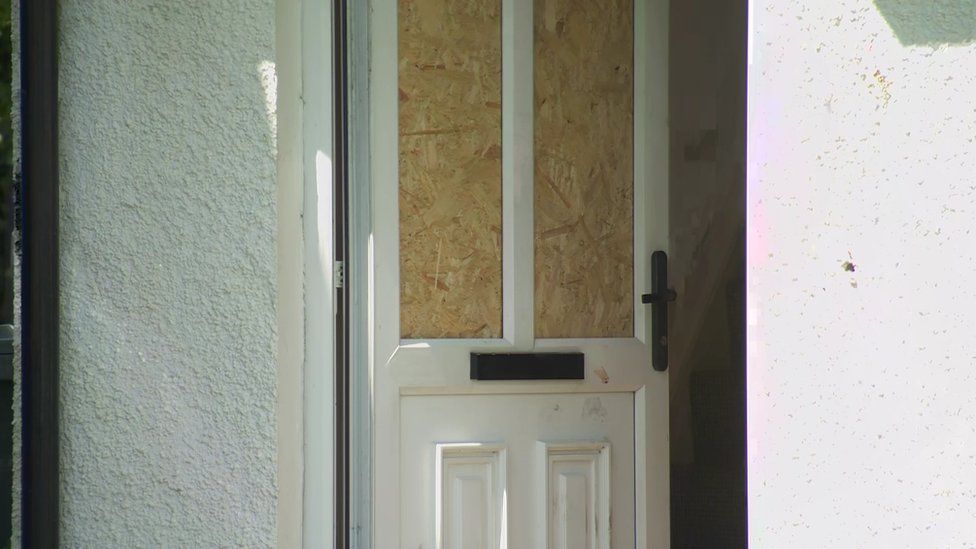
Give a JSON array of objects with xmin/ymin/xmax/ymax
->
[{"xmin": 402, "ymin": 393, "xmax": 634, "ymax": 549}]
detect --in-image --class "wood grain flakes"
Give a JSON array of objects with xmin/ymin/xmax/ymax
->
[
  {"xmin": 398, "ymin": 0, "xmax": 503, "ymax": 338},
  {"xmin": 534, "ymin": 0, "xmax": 634, "ymax": 338}
]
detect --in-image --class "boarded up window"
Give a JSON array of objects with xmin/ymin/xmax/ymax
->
[
  {"xmin": 398, "ymin": 0, "xmax": 503, "ymax": 339},
  {"xmin": 534, "ymin": 0, "xmax": 635, "ymax": 338}
]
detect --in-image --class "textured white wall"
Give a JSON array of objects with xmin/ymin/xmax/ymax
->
[
  {"xmin": 56, "ymin": 0, "xmax": 278, "ymax": 545},
  {"xmin": 749, "ymin": 1, "xmax": 976, "ymax": 546}
]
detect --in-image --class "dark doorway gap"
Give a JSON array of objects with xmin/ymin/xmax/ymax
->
[
  {"xmin": 19, "ymin": 0, "xmax": 60, "ymax": 546},
  {"xmin": 0, "ymin": 0, "xmax": 15, "ymax": 544},
  {"xmin": 668, "ymin": 0, "xmax": 748, "ymax": 547}
]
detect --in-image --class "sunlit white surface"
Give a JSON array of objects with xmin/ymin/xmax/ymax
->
[{"xmin": 749, "ymin": 1, "xmax": 976, "ymax": 546}]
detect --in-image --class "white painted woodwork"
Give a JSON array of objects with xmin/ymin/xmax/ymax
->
[
  {"xmin": 435, "ymin": 444, "xmax": 507, "ymax": 549},
  {"xmin": 367, "ymin": 0, "xmax": 670, "ymax": 546},
  {"xmin": 301, "ymin": 1, "xmax": 336, "ymax": 546},
  {"xmin": 402, "ymin": 394, "xmax": 634, "ymax": 549},
  {"xmin": 541, "ymin": 442, "xmax": 611, "ymax": 549}
]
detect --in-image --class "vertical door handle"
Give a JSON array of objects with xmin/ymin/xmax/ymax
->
[{"xmin": 641, "ymin": 251, "xmax": 677, "ymax": 371}]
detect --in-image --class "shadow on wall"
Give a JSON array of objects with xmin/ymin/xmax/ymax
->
[{"xmin": 874, "ymin": 0, "xmax": 976, "ymax": 46}]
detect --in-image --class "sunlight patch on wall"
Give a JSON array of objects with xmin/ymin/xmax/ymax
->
[{"xmin": 258, "ymin": 60, "xmax": 277, "ymax": 149}]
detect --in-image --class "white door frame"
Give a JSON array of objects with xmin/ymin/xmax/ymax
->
[
  {"xmin": 298, "ymin": 0, "xmax": 338, "ymax": 546},
  {"xmin": 277, "ymin": 0, "xmax": 338, "ymax": 546},
  {"xmin": 350, "ymin": 0, "xmax": 671, "ymax": 547},
  {"xmin": 346, "ymin": 0, "xmax": 375, "ymax": 546}
]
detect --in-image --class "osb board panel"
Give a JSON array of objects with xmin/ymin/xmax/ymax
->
[
  {"xmin": 398, "ymin": 0, "xmax": 503, "ymax": 339},
  {"xmin": 534, "ymin": 0, "xmax": 635, "ymax": 338}
]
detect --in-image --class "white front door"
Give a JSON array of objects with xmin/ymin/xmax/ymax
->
[{"xmin": 367, "ymin": 0, "xmax": 669, "ymax": 546}]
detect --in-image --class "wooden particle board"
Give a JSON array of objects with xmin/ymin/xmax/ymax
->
[
  {"xmin": 534, "ymin": 0, "xmax": 635, "ymax": 338},
  {"xmin": 398, "ymin": 0, "xmax": 503, "ymax": 339}
]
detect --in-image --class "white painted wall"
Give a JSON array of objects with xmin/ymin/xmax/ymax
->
[
  {"xmin": 748, "ymin": 1, "xmax": 976, "ymax": 546},
  {"xmin": 53, "ymin": 0, "xmax": 282, "ymax": 545}
]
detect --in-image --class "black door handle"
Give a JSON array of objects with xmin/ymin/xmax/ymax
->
[{"xmin": 641, "ymin": 251, "xmax": 676, "ymax": 371}]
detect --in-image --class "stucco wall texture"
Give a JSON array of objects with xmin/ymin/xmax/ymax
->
[
  {"xmin": 55, "ymin": 0, "xmax": 278, "ymax": 545},
  {"xmin": 749, "ymin": 1, "xmax": 976, "ymax": 547}
]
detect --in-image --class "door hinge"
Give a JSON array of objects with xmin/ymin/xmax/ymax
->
[{"xmin": 334, "ymin": 260, "xmax": 344, "ymax": 289}]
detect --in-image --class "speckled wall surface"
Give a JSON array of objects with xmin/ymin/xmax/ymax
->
[
  {"xmin": 749, "ymin": 1, "xmax": 976, "ymax": 546},
  {"xmin": 51, "ymin": 0, "xmax": 278, "ymax": 544}
]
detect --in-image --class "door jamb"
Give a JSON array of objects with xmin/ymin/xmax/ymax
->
[
  {"xmin": 345, "ymin": 0, "xmax": 373, "ymax": 547},
  {"xmin": 301, "ymin": 0, "xmax": 337, "ymax": 546}
]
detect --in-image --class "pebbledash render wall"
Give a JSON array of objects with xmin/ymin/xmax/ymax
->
[
  {"xmin": 749, "ymin": 1, "xmax": 976, "ymax": 546},
  {"xmin": 13, "ymin": 0, "xmax": 292, "ymax": 545}
]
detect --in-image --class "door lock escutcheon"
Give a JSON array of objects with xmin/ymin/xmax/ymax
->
[{"xmin": 641, "ymin": 250, "xmax": 677, "ymax": 372}]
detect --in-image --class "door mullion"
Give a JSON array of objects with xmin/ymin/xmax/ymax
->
[{"xmin": 502, "ymin": 0, "xmax": 536, "ymax": 350}]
